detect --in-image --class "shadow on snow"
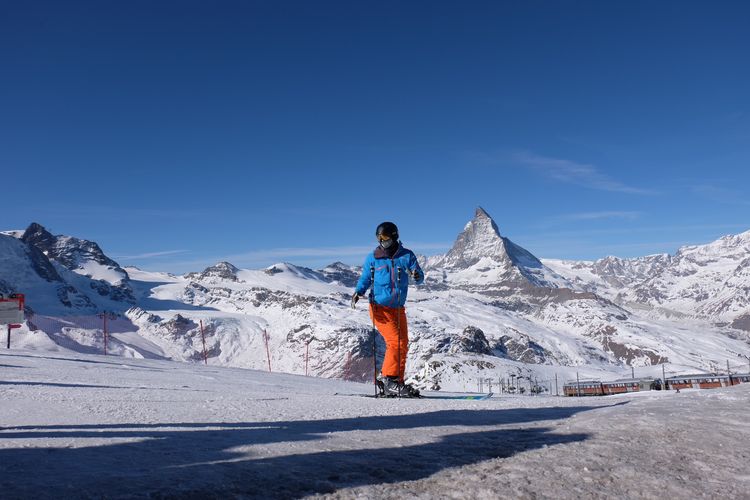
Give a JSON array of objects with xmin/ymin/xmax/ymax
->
[
  {"xmin": 0, "ymin": 405, "xmax": 610, "ymax": 498},
  {"xmin": 129, "ymin": 278, "xmax": 220, "ymax": 313}
]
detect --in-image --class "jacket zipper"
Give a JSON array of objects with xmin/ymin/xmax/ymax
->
[{"xmin": 390, "ymin": 258, "xmax": 396, "ymax": 307}]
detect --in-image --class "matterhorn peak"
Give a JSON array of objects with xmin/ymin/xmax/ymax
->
[
  {"xmin": 438, "ymin": 207, "xmax": 517, "ymax": 270},
  {"xmin": 474, "ymin": 206, "xmax": 492, "ymax": 219},
  {"xmin": 427, "ymin": 207, "xmax": 563, "ymax": 287},
  {"xmin": 469, "ymin": 206, "xmax": 501, "ymax": 235}
]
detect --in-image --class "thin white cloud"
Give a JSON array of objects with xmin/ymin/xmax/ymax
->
[
  {"xmin": 131, "ymin": 246, "xmax": 374, "ymax": 273},
  {"xmin": 555, "ymin": 211, "xmax": 642, "ymax": 221},
  {"xmin": 514, "ymin": 152, "xmax": 657, "ymax": 195},
  {"xmin": 113, "ymin": 250, "xmax": 190, "ymax": 259},
  {"xmin": 128, "ymin": 242, "xmax": 453, "ymax": 274}
]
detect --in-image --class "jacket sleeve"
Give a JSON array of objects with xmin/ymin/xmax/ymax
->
[
  {"xmin": 355, "ymin": 254, "xmax": 374, "ymax": 295},
  {"xmin": 408, "ymin": 251, "xmax": 425, "ymax": 285}
]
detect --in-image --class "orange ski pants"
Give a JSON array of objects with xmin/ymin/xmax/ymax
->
[{"xmin": 370, "ymin": 304, "xmax": 409, "ymax": 382}]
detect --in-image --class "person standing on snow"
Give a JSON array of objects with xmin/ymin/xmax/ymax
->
[{"xmin": 351, "ymin": 221, "xmax": 424, "ymax": 397}]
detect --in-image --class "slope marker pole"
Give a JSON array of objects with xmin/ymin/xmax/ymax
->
[
  {"xmin": 199, "ymin": 320, "xmax": 208, "ymax": 365},
  {"xmin": 263, "ymin": 329, "xmax": 272, "ymax": 372},
  {"xmin": 305, "ymin": 339, "xmax": 310, "ymax": 376}
]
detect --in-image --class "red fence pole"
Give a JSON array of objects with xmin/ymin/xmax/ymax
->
[
  {"xmin": 103, "ymin": 313, "xmax": 108, "ymax": 355},
  {"xmin": 263, "ymin": 330, "xmax": 272, "ymax": 372},
  {"xmin": 199, "ymin": 320, "xmax": 208, "ymax": 365},
  {"xmin": 305, "ymin": 340, "xmax": 310, "ymax": 376},
  {"xmin": 345, "ymin": 351, "xmax": 353, "ymax": 380}
]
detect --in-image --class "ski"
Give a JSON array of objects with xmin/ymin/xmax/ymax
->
[
  {"xmin": 333, "ymin": 392, "xmax": 408, "ymax": 399},
  {"xmin": 421, "ymin": 392, "xmax": 493, "ymax": 401},
  {"xmin": 333, "ymin": 392, "xmax": 494, "ymax": 400}
]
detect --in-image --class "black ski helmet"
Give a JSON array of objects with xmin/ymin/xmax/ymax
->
[{"xmin": 375, "ymin": 221, "xmax": 399, "ymax": 241}]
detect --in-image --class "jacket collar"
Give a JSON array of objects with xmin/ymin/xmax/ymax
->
[{"xmin": 374, "ymin": 242, "xmax": 401, "ymax": 259}]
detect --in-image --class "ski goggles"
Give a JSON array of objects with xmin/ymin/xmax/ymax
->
[{"xmin": 377, "ymin": 234, "xmax": 392, "ymax": 242}]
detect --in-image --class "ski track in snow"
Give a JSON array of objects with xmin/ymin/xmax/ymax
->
[{"xmin": 2, "ymin": 349, "xmax": 749, "ymax": 499}]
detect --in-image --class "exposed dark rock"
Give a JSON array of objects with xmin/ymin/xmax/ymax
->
[
  {"xmin": 24, "ymin": 242, "xmax": 63, "ymax": 282},
  {"xmin": 731, "ymin": 314, "xmax": 750, "ymax": 332},
  {"xmin": 183, "ymin": 284, "xmax": 325, "ymax": 310},
  {"xmin": 286, "ymin": 324, "xmax": 314, "ymax": 343},
  {"xmin": 435, "ymin": 326, "xmax": 492, "ymax": 355},
  {"xmin": 186, "ymin": 321, "xmax": 220, "ymax": 361},
  {"xmin": 496, "ymin": 334, "xmax": 550, "ymax": 364},
  {"xmin": 89, "ymin": 280, "xmax": 133, "ymax": 302},
  {"xmin": 162, "ymin": 314, "xmax": 197, "ymax": 337},
  {"xmin": 56, "ymin": 285, "xmax": 96, "ymax": 310},
  {"xmin": 126, "ymin": 306, "xmax": 162, "ymax": 324},
  {"xmin": 185, "ymin": 262, "xmax": 240, "ymax": 282},
  {"xmin": 318, "ymin": 262, "xmax": 361, "ymax": 287},
  {"xmin": 588, "ymin": 325, "xmax": 668, "ymax": 365}
]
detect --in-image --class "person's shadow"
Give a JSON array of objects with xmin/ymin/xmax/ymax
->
[{"xmin": 0, "ymin": 404, "xmax": 608, "ymax": 498}]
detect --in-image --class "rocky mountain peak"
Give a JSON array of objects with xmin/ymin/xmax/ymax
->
[
  {"xmin": 186, "ymin": 261, "xmax": 240, "ymax": 281},
  {"xmin": 437, "ymin": 207, "xmax": 503, "ymax": 269},
  {"xmin": 319, "ymin": 262, "xmax": 360, "ymax": 287},
  {"xmin": 212, "ymin": 261, "xmax": 240, "ymax": 274},
  {"xmin": 474, "ymin": 206, "xmax": 492, "ymax": 220},
  {"xmin": 17, "ymin": 222, "xmax": 134, "ymax": 305},
  {"xmin": 21, "ymin": 222, "xmax": 122, "ymax": 272},
  {"xmin": 20, "ymin": 222, "xmax": 57, "ymax": 253},
  {"xmin": 437, "ymin": 207, "xmax": 543, "ymax": 271},
  {"xmin": 471, "ymin": 206, "xmax": 501, "ymax": 235}
]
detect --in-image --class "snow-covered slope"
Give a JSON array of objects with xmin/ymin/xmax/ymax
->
[{"xmin": 2, "ymin": 348, "xmax": 749, "ymax": 499}]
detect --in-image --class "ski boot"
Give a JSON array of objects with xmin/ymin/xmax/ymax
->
[{"xmin": 377, "ymin": 375, "xmax": 421, "ymax": 398}]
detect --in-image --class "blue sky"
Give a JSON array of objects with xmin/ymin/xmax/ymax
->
[{"xmin": 3, "ymin": 1, "xmax": 749, "ymax": 273}]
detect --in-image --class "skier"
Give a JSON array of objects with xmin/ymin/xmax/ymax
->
[{"xmin": 351, "ymin": 221, "xmax": 424, "ymax": 397}]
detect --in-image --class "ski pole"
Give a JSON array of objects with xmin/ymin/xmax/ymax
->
[
  {"xmin": 397, "ymin": 266, "xmax": 403, "ymax": 390},
  {"xmin": 370, "ymin": 265, "xmax": 378, "ymax": 396}
]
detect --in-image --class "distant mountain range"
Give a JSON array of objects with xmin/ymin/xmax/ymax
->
[{"xmin": 2, "ymin": 208, "xmax": 749, "ymax": 391}]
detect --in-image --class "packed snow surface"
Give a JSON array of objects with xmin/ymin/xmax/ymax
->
[{"xmin": 2, "ymin": 349, "xmax": 748, "ymax": 499}]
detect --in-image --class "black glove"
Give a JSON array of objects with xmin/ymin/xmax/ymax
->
[
  {"xmin": 351, "ymin": 292, "xmax": 361, "ymax": 309},
  {"xmin": 411, "ymin": 269, "xmax": 422, "ymax": 282}
]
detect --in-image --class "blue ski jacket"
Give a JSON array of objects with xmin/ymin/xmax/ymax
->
[{"xmin": 355, "ymin": 244, "xmax": 424, "ymax": 308}]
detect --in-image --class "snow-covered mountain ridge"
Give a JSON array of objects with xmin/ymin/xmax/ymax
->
[
  {"xmin": 544, "ymin": 229, "xmax": 750, "ymax": 329},
  {"xmin": 2, "ymin": 211, "xmax": 749, "ymax": 391}
]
